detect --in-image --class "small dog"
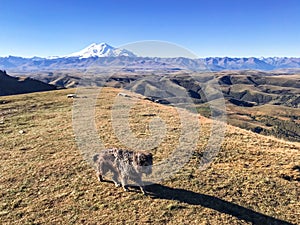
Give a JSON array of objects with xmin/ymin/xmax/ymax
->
[{"xmin": 93, "ymin": 148, "xmax": 153, "ymax": 194}]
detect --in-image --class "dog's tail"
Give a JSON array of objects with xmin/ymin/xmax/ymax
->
[{"xmin": 93, "ymin": 154, "xmax": 99, "ymax": 163}]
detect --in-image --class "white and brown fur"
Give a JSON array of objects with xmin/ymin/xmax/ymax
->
[{"xmin": 93, "ymin": 148, "xmax": 153, "ymax": 194}]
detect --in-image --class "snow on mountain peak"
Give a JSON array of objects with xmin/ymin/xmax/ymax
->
[{"xmin": 66, "ymin": 42, "xmax": 136, "ymax": 58}]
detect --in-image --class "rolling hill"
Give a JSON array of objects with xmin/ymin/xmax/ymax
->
[
  {"xmin": 26, "ymin": 70, "xmax": 300, "ymax": 142},
  {"xmin": 0, "ymin": 70, "xmax": 57, "ymax": 96},
  {"xmin": 5, "ymin": 68, "xmax": 299, "ymax": 142}
]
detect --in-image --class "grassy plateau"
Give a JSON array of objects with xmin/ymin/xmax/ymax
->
[{"xmin": 0, "ymin": 88, "xmax": 299, "ymax": 225}]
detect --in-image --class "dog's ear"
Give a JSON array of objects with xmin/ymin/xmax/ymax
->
[
  {"xmin": 143, "ymin": 152, "xmax": 153, "ymax": 161},
  {"xmin": 146, "ymin": 153, "xmax": 153, "ymax": 165}
]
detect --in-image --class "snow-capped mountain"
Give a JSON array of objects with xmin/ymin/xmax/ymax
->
[
  {"xmin": 66, "ymin": 42, "xmax": 137, "ymax": 58},
  {"xmin": 1, "ymin": 42, "xmax": 300, "ymax": 72}
]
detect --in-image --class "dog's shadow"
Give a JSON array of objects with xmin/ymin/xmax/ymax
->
[{"xmin": 144, "ymin": 184, "xmax": 295, "ymax": 225}]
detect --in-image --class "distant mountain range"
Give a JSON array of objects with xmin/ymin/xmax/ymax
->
[{"xmin": 1, "ymin": 43, "xmax": 300, "ymax": 72}]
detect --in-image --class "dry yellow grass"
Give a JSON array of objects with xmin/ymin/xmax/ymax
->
[{"xmin": 0, "ymin": 88, "xmax": 299, "ymax": 225}]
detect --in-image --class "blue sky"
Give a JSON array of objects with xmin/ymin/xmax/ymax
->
[{"xmin": 0, "ymin": 0, "xmax": 299, "ymax": 57}]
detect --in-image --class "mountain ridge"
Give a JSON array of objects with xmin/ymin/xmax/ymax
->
[
  {"xmin": 2, "ymin": 55, "xmax": 300, "ymax": 72},
  {"xmin": 1, "ymin": 43, "xmax": 300, "ymax": 71}
]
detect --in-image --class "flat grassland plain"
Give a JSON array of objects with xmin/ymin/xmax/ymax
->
[{"xmin": 0, "ymin": 88, "xmax": 299, "ymax": 224}]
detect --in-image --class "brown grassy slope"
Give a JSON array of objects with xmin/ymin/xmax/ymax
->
[{"xmin": 0, "ymin": 88, "xmax": 299, "ymax": 225}]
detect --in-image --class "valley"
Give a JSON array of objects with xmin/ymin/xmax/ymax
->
[{"xmin": 3, "ymin": 68, "xmax": 299, "ymax": 142}]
